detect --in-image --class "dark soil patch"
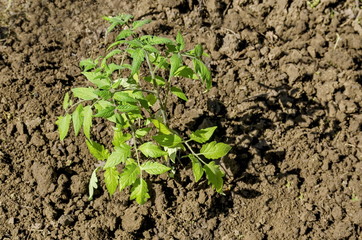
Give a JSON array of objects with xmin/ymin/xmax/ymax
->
[{"xmin": 0, "ymin": 0, "xmax": 361, "ymax": 239}]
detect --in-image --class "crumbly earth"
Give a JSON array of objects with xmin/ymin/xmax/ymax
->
[{"xmin": 0, "ymin": 0, "xmax": 361, "ymax": 239}]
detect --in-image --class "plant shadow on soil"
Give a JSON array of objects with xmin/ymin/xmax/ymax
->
[{"xmin": 182, "ymin": 81, "xmax": 330, "ymax": 217}]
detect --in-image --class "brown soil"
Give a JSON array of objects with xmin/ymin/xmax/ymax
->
[{"xmin": 1, "ymin": 0, "xmax": 362, "ymax": 239}]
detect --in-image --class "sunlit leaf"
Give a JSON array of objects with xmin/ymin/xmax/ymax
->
[
  {"xmin": 190, "ymin": 126, "xmax": 217, "ymax": 143},
  {"xmin": 72, "ymin": 104, "xmax": 83, "ymax": 136},
  {"xmin": 104, "ymin": 167, "xmax": 119, "ymax": 196},
  {"xmin": 130, "ymin": 178, "xmax": 150, "ymax": 204},
  {"xmin": 141, "ymin": 161, "xmax": 171, "ymax": 175},
  {"xmin": 139, "ymin": 142, "xmax": 167, "ymax": 158},
  {"xmin": 200, "ymin": 141, "xmax": 231, "ymax": 159},
  {"xmin": 56, "ymin": 114, "xmax": 72, "ymax": 141},
  {"xmin": 203, "ymin": 161, "xmax": 224, "ymax": 193}
]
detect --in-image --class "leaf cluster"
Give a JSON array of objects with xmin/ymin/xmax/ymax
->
[{"xmin": 56, "ymin": 14, "xmax": 231, "ymax": 204}]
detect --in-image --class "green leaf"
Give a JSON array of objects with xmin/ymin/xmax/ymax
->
[
  {"xmin": 144, "ymin": 75, "xmax": 166, "ymax": 86},
  {"xmin": 188, "ymin": 155, "xmax": 203, "ymax": 182},
  {"xmin": 102, "ymin": 49, "xmax": 122, "ymax": 67},
  {"xmin": 81, "ymin": 72, "xmax": 110, "ymax": 89},
  {"xmin": 194, "ymin": 44, "xmax": 203, "ymax": 58},
  {"xmin": 136, "ymin": 127, "xmax": 151, "ymax": 138},
  {"xmin": 56, "ymin": 114, "xmax": 72, "ymax": 141},
  {"xmin": 95, "ymin": 90, "xmax": 112, "ymax": 100},
  {"xmin": 171, "ymin": 86, "xmax": 188, "ymax": 101},
  {"xmin": 112, "ymin": 130, "xmax": 132, "ymax": 147},
  {"xmin": 104, "ymin": 167, "xmax": 119, "ymax": 196},
  {"xmin": 174, "ymin": 66, "xmax": 197, "ymax": 79},
  {"xmin": 151, "ymin": 119, "xmax": 172, "ymax": 135},
  {"xmin": 82, "ymin": 106, "xmax": 93, "ymax": 139},
  {"xmin": 165, "ymin": 147, "xmax": 179, "ymax": 163},
  {"xmin": 72, "ymin": 104, "xmax": 83, "ymax": 136},
  {"xmin": 193, "ymin": 59, "xmax": 212, "ymax": 89},
  {"xmin": 80, "ymin": 58, "xmax": 98, "ymax": 71},
  {"xmin": 190, "ymin": 126, "xmax": 217, "ymax": 143},
  {"xmin": 176, "ymin": 31, "xmax": 185, "ymax": 51},
  {"xmin": 113, "ymin": 92, "xmax": 138, "ymax": 103},
  {"xmin": 62, "ymin": 92, "xmax": 70, "ymax": 110},
  {"xmin": 104, "ymin": 14, "xmax": 133, "ymax": 32},
  {"xmin": 132, "ymin": 19, "xmax": 151, "ymax": 30},
  {"xmin": 94, "ymin": 106, "xmax": 115, "ymax": 118},
  {"xmin": 139, "ymin": 142, "xmax": 167, "ymax": 158},
  {"xmin": 203, "ymin": 161, "xmax": 224, "ymax": 193},
  {"xmin": 140, "ymin": 35, "xmax": 174, "ymax": 45},
  {"xmin": 141, "ymin": 161, "xmax": 171, "ymax": 175},
  {"xmin": 170, "ymin": 54, "xmax": 182, "ymax": 78},
  {"xmin": 130, "ymin": 178, "xmax": 150, "ymax": 204},
  {"xmin": 145, "ymin": 93, "xmax": 157, "ymax": 107},
  {"xmin": 104, "ymin": 144, "xmax": 132, "ymax": 168},
  {"xmin": 143, "ymin": 44, "xmax": 159, "ymax": 54},
  {"xmin": 117, "ymin": 104, "xmax": 140, "ymax": 113},
  {"xmin": 105, "ymin": 63, "xmax": 124, "ymax": 75},
  {"xmin": 86, "ymin": 139, "xmax": 110, "ymax": 160},
  {"xmin": 130, "ymin": 48, "xmax": 145, "ymax": 76},
  {"xmin": 200, "ymin": 141, "xmax": 231, "ymax": 159},
  {"xmin": 116, "ymin": 29, "xmax": 134, "ymax": 40},
  {"xmin": 72, "ymin": 87, "xmax": 98, "ymax": 100},
  {"xmin": 88, "ymin": 167, "xmax": 99, "ymax": 200},
  {"xmin": 119, "ymin": 160, "xmax": 140, "ymax": 191},
  {"xmin": 152, "ymin": 134, "xmax": 183, "ymax": 148},
  {"xmin": 107, "ymin": 40, "xmax": 126, "ymax": 50}
]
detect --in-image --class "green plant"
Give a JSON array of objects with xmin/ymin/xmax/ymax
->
[{"xmin": 56, "ymin": 14, "xmax": 231, "ymax": 204}]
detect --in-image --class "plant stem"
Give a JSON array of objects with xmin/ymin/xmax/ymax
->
[
  {"xmin": 144, "ymin": 52, "xmax": 168, "ymax": 125},
  {"xmin": 125, "ymin": 114, "xmax": 142, "ymax": 178},
  {"xmin": 184, "ymin": 141, "xmax": 207, "ymax": 165}
]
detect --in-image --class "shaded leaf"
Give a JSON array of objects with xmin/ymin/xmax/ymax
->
[{"xmin": 194, "ymin": 44, "xmax": 203, "ymax": 58}]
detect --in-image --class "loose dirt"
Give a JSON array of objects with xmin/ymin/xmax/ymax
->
[{"xmin": 0, "ymin": 0, "xmax": 361, "ymax": 239}]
